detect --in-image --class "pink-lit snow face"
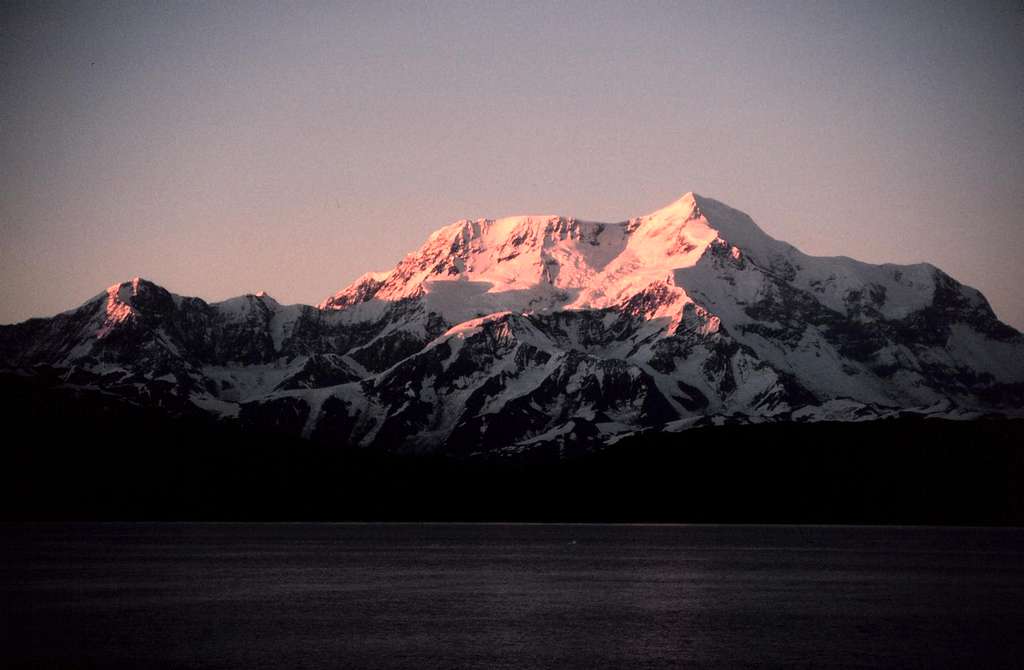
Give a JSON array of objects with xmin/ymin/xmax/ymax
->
[
  {"xmin": 316, "ymin": 189, "xmax": 951, "ymax": 351},
  {"xmin": 319, "ymin": 193, "xmax": 736, "ymax": 328},
  {"xmin": 96, "ymin": 278, "xmax": 143, "ymax": 339}
]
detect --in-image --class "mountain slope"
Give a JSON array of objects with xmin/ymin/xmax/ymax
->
[{"xmin": 2, "ymin": 192, "xmax": 1021, "ymax": 453}]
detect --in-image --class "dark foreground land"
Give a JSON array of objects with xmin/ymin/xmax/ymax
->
[{"xmin": 2, "ymin": 374, "xmax": 1022, "ymax": 523}]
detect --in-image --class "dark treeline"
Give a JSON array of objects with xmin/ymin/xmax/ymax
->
[{"xmin": 2, "ymin": 374, "xmax": 1022, "ymax": 524}]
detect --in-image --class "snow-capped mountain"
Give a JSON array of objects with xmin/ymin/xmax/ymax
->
[{"xmin": 2, "ymin": 193, "xmax": 1021, "ymax": 453}]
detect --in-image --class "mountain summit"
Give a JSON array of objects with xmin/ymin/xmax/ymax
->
[
  {"xmin": 320, "ymin": 192, "xmax": 749, "ymax": 321},
  {"xmin": 2, "ymin": 193, "xmax": 1021, "ymax": 453}
]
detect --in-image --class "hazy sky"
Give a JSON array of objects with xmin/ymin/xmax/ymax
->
[{"xmin": 2, "ymin": 1, "xmax": 1022, "ymax": 328}]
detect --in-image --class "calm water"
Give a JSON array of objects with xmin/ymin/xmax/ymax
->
[{"xmin": 2, "ymin": 524, "xmax": 1023, "ymax": 669}]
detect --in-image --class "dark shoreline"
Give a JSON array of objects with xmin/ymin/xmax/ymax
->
[
  {"xmin": 5, "ymin": 413, "xmax": 1022, "ymax": 524},
  {"xmin": 5, "ymin": 370, "xmax": 1023, "ymax": 524}
]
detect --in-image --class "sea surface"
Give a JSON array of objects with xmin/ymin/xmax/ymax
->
[{"xmin": 2, "ymin": 523, "xmax": 1023, "ymax": 668}]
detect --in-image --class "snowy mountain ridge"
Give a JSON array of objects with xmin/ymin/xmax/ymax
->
[{"xmin": 2, "ymin": 192, "xmax": 1021, "ymax": 454}]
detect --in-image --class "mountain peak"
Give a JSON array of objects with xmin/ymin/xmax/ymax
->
[
  {"xmin": 98, "ymin": 279, "xmax": 144, "ymax": 338},
  {"xmin": 639, "ymin": 192, "xmax": 780, "ymax": 259},
  {"xmin": 318, "ymin": 192, "xmax": 755, "ymax": 318},
  {"xmin": 106, "ymin": 276, "xmax": 142, "ymax": 298},
  {"xmin": 676, "ymin": 190, "xmax": 702, "ymax": 208},
  {"xmin": 103, "ymin": 276, "xmax": 162, "ymax": 307},
  {"xmin": 94, "ymin": 277, "xmax": 177, "ymax": 338},
  {"xmin": 644, "ymin": 191, "xmax": 703, "ymax": 219},
  {"xmin": 251, "ymin": 291, "xmax": 280, "ymax": 306}
]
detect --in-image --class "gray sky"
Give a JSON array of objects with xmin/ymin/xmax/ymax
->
[{"xmin": 2, "ymin": 1, "xmax": 1022, "ymax": 328}]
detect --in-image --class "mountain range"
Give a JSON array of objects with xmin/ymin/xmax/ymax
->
[{"xmin": 2, "ymin": 192, "xmax": 1021, "ymax": 455}]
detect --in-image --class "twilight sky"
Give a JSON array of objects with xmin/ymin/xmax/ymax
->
[{"xmin": 2, "ymin": 1, "xmax": 1022, "ymax": 328}]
